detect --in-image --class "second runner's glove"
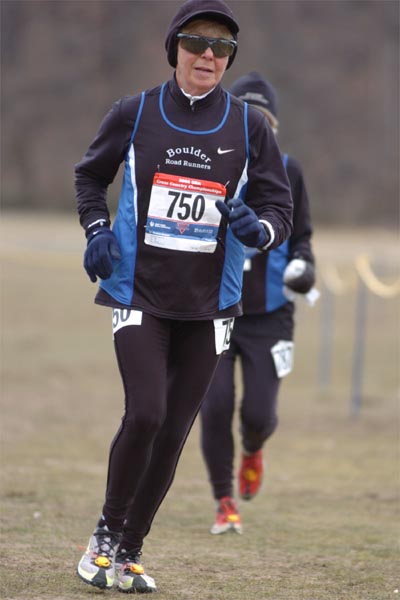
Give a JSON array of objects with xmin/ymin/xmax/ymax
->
[
  {"xmin": 283, "ymin": 258, "xmax": 315, "ymax": 294},
  {"xmin": 216, "ymin": 198, "xmax": 270, "ymax": 248}
]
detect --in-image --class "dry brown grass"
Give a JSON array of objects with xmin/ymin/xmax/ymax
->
[{"xmin": 1, "ymin": 214, "xmax": 399, "ymax": 599}]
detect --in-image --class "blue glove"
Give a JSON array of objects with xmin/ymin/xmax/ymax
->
[
  {"xmin": 84, "ymin": 228, "xmax": 121, "ymax": 283},
  {"xmin": 216, "ymin": 198, "xmax": 269, "ymax": 248}
]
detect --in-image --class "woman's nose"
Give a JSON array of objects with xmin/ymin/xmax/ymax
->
[{"xmin": 201, "ymin": 46, "xmax": 214, "ymax": 59}]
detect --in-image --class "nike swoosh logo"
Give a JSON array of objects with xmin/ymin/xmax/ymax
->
[{"xmin": 217, "ymin": 147, "xmax": 235, "ymax": 155}]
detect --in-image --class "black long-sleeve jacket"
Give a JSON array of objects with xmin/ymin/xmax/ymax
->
[
  {"xmin": 236, "ymin": 154, "xmax": 315, "ymax": 339},
  {"xmin": 75, "ymin": 76, "xmax": 293, "ymax": 320}
]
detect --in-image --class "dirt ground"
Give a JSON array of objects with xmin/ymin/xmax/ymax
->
[{"xmin": 1, "ymin": 214, "xmax": 399, "ymax": 599}]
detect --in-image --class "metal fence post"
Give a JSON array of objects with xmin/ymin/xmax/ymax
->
[{"xmin": 350, "ymin": 278, "xmax": 368, "ymax": 417}]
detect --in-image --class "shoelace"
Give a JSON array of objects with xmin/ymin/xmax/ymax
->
[
  {"xmin": 94, "ymin": 529, "xmax": 121, "ymax": 558},
  {"xmin": 117, "ymin": 549, "xmax": 143, "ymax": 573},
  {"xmin": 117, "ymin": 549, "xmax": 142, "ymax": 562}
]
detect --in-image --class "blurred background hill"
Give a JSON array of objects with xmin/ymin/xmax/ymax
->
[{"xmin": 1, "ymin": 0, "xmax": 399, "ymax": 226}]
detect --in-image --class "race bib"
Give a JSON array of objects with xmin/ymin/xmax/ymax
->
[
  {"xmin": 213, "ymin": 318, "xmax": 235, "ymax": 355},
  {"xmin": 145, "ymin": 173, "xmax": 225, "ymax": 253},
  {"xmin": 271, "ymin": 340, "xmax": 294, "ymax": 378},
  {"xmin": 112, "ymin": 308, "xmax": 142, "ymax": 337}
]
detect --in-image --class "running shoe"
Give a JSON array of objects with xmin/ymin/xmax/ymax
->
[
  {"xmin": 210, "ymin": 496, "xmax": 242, "ymax": 535},
  {"xmin": 239, "ymin": 449, "xmax": 264, "ymax": 500},
  {"xmin": 77, "ymin": 522, "xmax": 121, "ymax": 589},
  {"xmin": 116, "ymin": 549, "xmax": 157, "ymax": 593}
]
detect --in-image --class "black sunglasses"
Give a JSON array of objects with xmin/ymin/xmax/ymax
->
[{"xmin": 177, "ymin": 33, "xmax": 237, "ymax": 58}]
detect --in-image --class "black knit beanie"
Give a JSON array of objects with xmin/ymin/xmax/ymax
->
[
  {"xmin": 229, "ymin": 71, "xmax": 279, "ymax": 118},
  {"xmin": 165, "ymin": 0, "xmax": 239, "ymax": 69}
]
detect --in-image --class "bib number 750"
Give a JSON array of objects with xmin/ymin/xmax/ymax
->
[{"xmin": 166, "ymin": 191, "xmax": 205, "ymax": 222}]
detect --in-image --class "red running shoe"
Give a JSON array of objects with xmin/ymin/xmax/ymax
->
[
  {"xmin": 210, "ymin": 496, "xmax": 242, "ymax": 535},
  {"xmin": 239, "ymin": 450, "xmax": 263, "ymax": 500}
]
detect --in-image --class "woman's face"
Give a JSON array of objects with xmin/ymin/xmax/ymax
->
[{"xmin": 175, "ymin": 20, "xmax": 233, "ymax": 96}]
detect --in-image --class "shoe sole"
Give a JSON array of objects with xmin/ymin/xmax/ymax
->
[
  {"xmin": 117, "ymin": 572, "xmax": 157, "ymax": 594},
  {"xmin": 240, "ymin": 478, "xmax": 263, "ymax": 501},
  {"xmin": 118, "ymin": 588, "xmax": 156, "ymax": 594},
  {"xmin": 240, "ymin": 490, "xmax": 257, "ymax": 500},
  {"xmin": 76, "ymin": 568, "xmax": 113, "ymax": 589},
  {"xmin": 210, "ymin": 523, "xmax": 243, "ymax": 535}
]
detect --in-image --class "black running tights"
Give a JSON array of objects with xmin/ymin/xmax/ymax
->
[
  {"xmin": 200, "ymin": 330, "xmax": 281, "ymax": 500},
  {"xmin": 102, "ymin": 313, "xmax": 220, "ymax": 552}
]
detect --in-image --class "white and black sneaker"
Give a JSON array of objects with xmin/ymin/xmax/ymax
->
[
  {"xmin": 116, "ymin": 549, "xmax": 157, "ymax": 594},
  {"xmin": 77, "ymin": 521, "xmax": 121, "ymax": 589}
]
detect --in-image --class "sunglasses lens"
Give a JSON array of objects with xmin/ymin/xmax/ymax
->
[
  {"xmin": 180, "ymin": 37, "xmax": 209, "ymax": 55},
  {"xmin": 211, "ymin": 41, "xmax": 235, "ymax": 58},
  {"xmin": 178, "ymin": 35, "xmax": 235, "ymax": 58}
]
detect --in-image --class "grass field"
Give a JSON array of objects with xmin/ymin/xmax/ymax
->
[{"xmin": 1, "ymin": 214, "xmax": 399, "ymax": 600}]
